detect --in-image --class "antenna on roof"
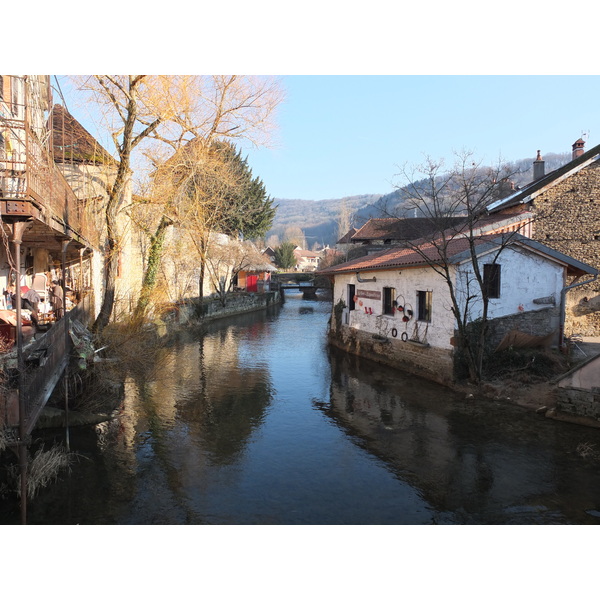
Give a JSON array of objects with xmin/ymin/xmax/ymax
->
[{"xmin": 582, "ymin": 130, "xmax": 590, "ymax": 142}]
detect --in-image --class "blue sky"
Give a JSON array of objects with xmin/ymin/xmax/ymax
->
[
  {"xmin": 240, "ymin": 75, "xmax": 600, "ymax": 200},
  {"xmin": 58, "ymin": 75, "xmax": 600, "ymax": 202}
]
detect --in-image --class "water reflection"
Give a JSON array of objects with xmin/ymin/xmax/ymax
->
[
  {"xmin": 322, "ymin": 348, "xmax": 600, "ymax": 524},
  {"xmin": 5, "ymin": 294, "xmax": 600, "ymax": 524}
]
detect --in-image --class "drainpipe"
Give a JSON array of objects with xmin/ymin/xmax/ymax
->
[
  {"xmin": 356, "ymin": 271, "xmax": 376, "ymax": 283},
  {"xmin": 559, "ymin": 274, "xmax": 598, "ymax": 349}
]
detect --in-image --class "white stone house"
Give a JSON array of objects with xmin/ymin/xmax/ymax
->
[
  {"xmin": 293, "ymin": 247, "xmax": 321, "ymax": 271},
  {"xmin": 318, "ymin": 233, "xmax": 598, "ymax": 385}
]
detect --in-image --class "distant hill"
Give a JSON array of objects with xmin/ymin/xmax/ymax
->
[
  {"xmin": 265, "ymin": 194, "xmax": 382, "ymax": 248},
  {"xmin": 265, "ymin": 152, "xmax": 572, "ymax": 248}
]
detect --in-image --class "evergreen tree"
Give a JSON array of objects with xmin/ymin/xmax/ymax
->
[
  {"xmin": 214, "ymin": 142, "xmax": 276, "ymax": 239},
  {"xmin": 274, "ymin": 241, "xmax": 297, "ymax": 269}
]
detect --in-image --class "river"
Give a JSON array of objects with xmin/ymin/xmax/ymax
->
[{"xmin": 3, "ymin": 292, "xmax": 600, "ymax": 524}]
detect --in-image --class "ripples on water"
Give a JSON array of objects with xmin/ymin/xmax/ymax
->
[{"xmin": 5, "ymin": 292, "xmax": 600, "ymax": 524}]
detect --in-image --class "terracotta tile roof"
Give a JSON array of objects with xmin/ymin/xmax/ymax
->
[
  {"xmin": 294, "ymin": 249, "xmax": 320, "ymax": 258},
  {"xmin": 351, "ymin": 217, "xmax": 466, "ymax": 242},
  {"xmin": 336, "ymin": 227, "xmax": 357, "ymax": 244},
  {"xmin": 51, "ymin": 104, "xmax": 117, "ymax": 166},
  {"xmin": 318, "ymin": 236, "xmax": 489, "ymax": 274},
  {"xmin": 318, "ymin": 231, "xmax": 598, "ymax": 278}
]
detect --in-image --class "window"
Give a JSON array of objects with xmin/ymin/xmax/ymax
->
[
  {"xmin": 483, "ymin": 264, "xmax": 501, "ymax": 299},
  {"xmin": 347, "ymin": 283, "xmax": 356, "ymax": 310},
  {"xmin": 417, "ymin": 290, "xmax": 432, "ymax": 322},
  {"xmin": 383, "ymin": 287, "xmax": 395, "ymax": 316}
]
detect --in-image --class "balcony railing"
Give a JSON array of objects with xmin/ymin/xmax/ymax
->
[{"xmin": 1, "ymin": 105, "xmax": 84, "ymax": 237}]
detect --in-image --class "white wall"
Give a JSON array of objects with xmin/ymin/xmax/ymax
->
[
  {"xmin": 455, "ymin": 246, "xmax": 563, "ymax": 322},
  {"xmin": 333, "ymin": 267, "xmax": 456, "ymax": 350},
  {"xmin": 333, "ymin": 246, "xmax": 566, "ymax": 352}
]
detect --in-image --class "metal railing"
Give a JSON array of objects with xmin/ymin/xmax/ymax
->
[
  {"xmin": 21, "ymin": 315, "xmax": 70, "ymax": 434},
  {"xmin": 0, "ymin": 291, "xmax": 96, "ymax": 434},
  {"xmin": 1, "ymin": 92, "xmax": 84, "ymax": 236},
  {"xmin": 25, "ymin": 136, "xmax": 83, "ymax": 234}
]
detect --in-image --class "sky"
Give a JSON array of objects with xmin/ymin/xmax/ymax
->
[
  {"xmin": 32, "ymin": 2, "xmax": 599, "ymax": 207},
  {"xmin": 55, "ymin": 75, "xmax": 600, "ymax": 202},
  {"xmin": 237, "ymin": 75, "xmax": 600, "ymax": 200}
]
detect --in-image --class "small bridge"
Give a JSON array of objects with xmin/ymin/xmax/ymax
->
[{"xmin": 273, "ymin": 274, "xmax": 320, "ymax": 298}]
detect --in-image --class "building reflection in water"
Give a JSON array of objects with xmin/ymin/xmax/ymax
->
[{"xmin": 321, "ymin": 347, "xmax": 600, "ymax": 524}]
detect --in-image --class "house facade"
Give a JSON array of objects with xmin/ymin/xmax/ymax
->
[
  {"xmin": 293, "ymin": 247, "xmax": 322, "ymax": 271},
  {"xmin": 319, "ymin": 234, "xmax": 597, "ymax": 386},
  {"xmin": 0, "ymin": 75, "xmax": 102, "ymax": 438},
  {"xmin": 488, "ymin": 139, "xmax": 600, "ymax": 335},
  {"xmin": 51, "ymin": 104, "xmax": 147, "ymax": 320}
]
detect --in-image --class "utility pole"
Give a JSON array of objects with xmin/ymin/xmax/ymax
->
[{"xmin": 11, "ymin": 220, "xmax": 31, "ymax": 524}]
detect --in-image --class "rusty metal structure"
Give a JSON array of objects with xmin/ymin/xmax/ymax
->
[{"xmin": 1, "ymin": 75, "xmax": 102, "ymax": 522}]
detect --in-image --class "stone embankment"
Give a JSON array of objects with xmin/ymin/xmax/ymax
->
[{"xmin": 171, "ymin": 291, "xmax": 281, "ymax": 325}]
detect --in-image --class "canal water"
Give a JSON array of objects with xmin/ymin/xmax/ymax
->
[{"xmin": 4, "ymin": 292, "xmax": 600, "ymax": 524}]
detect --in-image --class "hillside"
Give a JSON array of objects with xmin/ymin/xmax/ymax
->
[
  {"xmin": 265, "ymin": 152, "xmax": 572, "ymax": 248},
  {"xmin": 265, "ymin": 194, "xmax": 382, "ymax": 248}
]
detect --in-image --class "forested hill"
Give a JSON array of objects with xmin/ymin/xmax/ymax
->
[
  {"xmin": 266, "ymin": 194, "xmax": 382, "ymax": 248},
  {"xmin": 265, "ymin": 152, "xmax": 572, "ymax": 248}
]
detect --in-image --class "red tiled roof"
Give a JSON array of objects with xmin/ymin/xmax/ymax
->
[
  {"xmin": 294, "ymin": 249, "xmax": 320, "ymax": 258},
  {"xmin": 336, "ymin": 227, "xmax": 357, "ymax": 244},
  {"xmin": 351, "ymin": 217, "xmax": 466, "ymax": 242},
  {"xmin": 51, "ymin": 104, "xmax": 117, "ymax": 166},
  {"xmin": 318, "ymin": 236, "xmax": 494, "ymax": 275}
]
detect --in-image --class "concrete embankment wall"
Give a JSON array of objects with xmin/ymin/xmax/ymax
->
[
  {"xmin": 328, "ymin": 324, "xmax": 455, "ymax": 387},
  {"xmin": 173, "ymin": 291, "xmax": 281, "ymax": 325},
  {"xmin": 555, "ymin": 354, "xmax": 600, "ymax": 421}
]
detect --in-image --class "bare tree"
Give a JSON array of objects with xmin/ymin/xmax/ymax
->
[
  {"xmin": 392, "ymin": 151, "xmax": 529, "ymax": 383},
  {"xmin": 205, "ymin": 237, "xmax": 268, "ymax": 306},
  {"xmin": 73, "ymin": 75, "xmax": 284, "ymax": 331},
  {"xmin": 283, "ymin": 226, "xmax": 306, "ymax": 249}
]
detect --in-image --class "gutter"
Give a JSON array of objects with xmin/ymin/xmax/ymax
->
[
  {"xmin": 356, "ymin": 271, "xmax": 376, "ymax": 283},
  {"xmin": 559, "ymin": 274, "xmax": 598, "ymax": 349}
]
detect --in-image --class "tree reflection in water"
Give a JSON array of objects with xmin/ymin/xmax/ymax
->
[{"xmin": 8, "ymin": 295, "xmax": 600, "ymax": 525}]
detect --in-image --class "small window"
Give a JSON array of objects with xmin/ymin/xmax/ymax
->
[
  {"xmin": 383, "ymin": 287, "xmax": 395, "ymax": 316},
  {"xmin": 417, "ymin": 290, "xmax": 432, "ymax": 322},
  {"xmin": 348, "ymin": 283, "xmax": 356, "ymax": 310},
  {"xmin": 483, "ymin": 264, "xmax": 501, "ymax": 299}
]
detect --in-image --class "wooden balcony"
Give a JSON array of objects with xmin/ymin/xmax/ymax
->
[{"xmin": 1, "ymin": 115, "xmax": 91, "ymax": 259}]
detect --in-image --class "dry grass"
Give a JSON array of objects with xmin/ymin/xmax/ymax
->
[
  {"xmin": 12, "ymin": 445, "xmax": 75, "ymax": 499},
  {"xmin": 576, "ymin": 442, "xmax": 600, "ymax": 461},
  {"xmin": 96, "ymin": 320, "xmax": 172, "ymax": 381}
]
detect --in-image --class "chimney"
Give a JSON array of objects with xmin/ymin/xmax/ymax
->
[
  {"xmin": 572, "ymin": 138, "xmax": 585, "ymax": 160},
  {"xmin": 533, "ymin": 150, "xmax": 545, "ymax": 181}
]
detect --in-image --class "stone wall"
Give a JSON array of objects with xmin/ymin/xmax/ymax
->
[
  {"xmin": 173, "ymin": 292, "xmax": 281, "ymax": 325},
  {"xmin": 556, "ymin": 387, "xmax": 600, "ymax": 420},
  {"xmin": 485, "ymin": 306, "xmax": 561, "ymax": 349},
  {"xmin": 555, "ymin": 354, "xmax": 600, "ymax": 421},
  {"xmin": 329, "ymin": 321, "xmax": 455, "ymax": 386},
  {"xmin": 533, "ymin": 160, "xmax": 600, "ymax": 335}
]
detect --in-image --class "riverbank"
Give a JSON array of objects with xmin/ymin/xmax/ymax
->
[
  {"xmin": 169, "ymin": 290, "xmax": 281, "ymax": 326},
  {"xmin": 456, "ymin": 336, "xmax": 600, "ymax": 428}
]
